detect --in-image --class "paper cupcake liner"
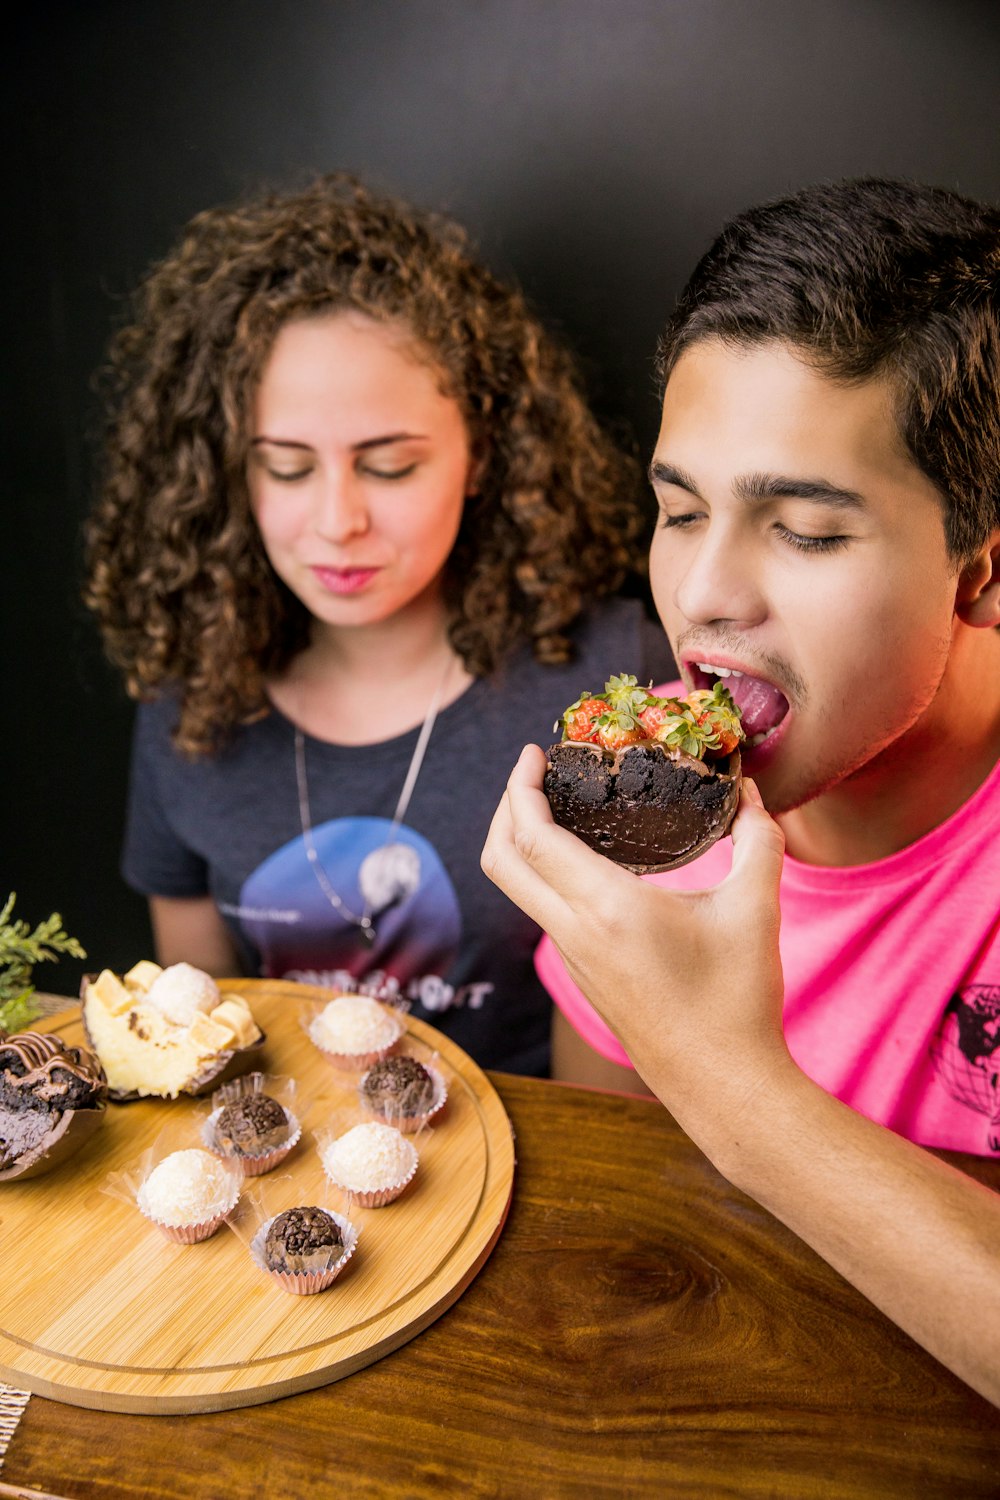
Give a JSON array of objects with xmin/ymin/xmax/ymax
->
[
  {"xmin": 306, "ymin": 1001, "xmax": 404, "ymax": 1072},
  {"xmin": 321, "ymin": 1144, "xmax": 418, "ymax": 1209},
  {"xmin": 358, "ymin": 1063, "xmax": 448, "ymax": 1134},
  {"xmin": 145, "ymin": 1208, "xmax": 232, "ymax": 1244},
  {"xmin": 134, "ymin": 1153, "xmax": 242, "ymax": 1243},
  {"xmin": 310, "ymin": 1036, "xmax": 402, "ymax": 1073},
  {"xmin": 201, "ymin": 1107, "xmax": 302, "ymax": 1176},
  {"xmin": 250, "ymin": 1209, "xmax": 359, "ymax": 1295}
]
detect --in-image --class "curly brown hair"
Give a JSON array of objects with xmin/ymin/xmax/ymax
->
[{"xmin": 85, "ymin": 173, "xmax": 646, "ymax": 756}]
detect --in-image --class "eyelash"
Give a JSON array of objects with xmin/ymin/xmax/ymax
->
[
  {"xmin": 264, "ymin": 462, "xmax": 419, "ymax": 484},
  {"xmin": 773, "ymin": 524, "xmax": 849, "ymax": 554},
  {"xmin": 266, "ymin": 468, "xmax": 311, "ymax": 483},
  {"xmin": 366, "ymin": 463, "xmax": 418, "ymax": 481},
  {"xmin": 658, "ymin": 513, "xmax": 849, "ymax": 554}
]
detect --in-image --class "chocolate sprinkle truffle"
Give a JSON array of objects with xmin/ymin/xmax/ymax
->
[
  {"xmin": 215, "ymin": 1094, "xmax": 289, "ymax": 1156},
  {"xmin": 264, "ymin": 1207, "xmax": 344, "ymax": 1275},
  {"xmin": 360, "ymin": 1056, "xmax": 435, "ymax": 1120}
]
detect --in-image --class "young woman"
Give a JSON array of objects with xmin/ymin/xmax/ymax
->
[{"xmin": 85, "ymin": 173, "xmax": 672, "ymax": 1075}]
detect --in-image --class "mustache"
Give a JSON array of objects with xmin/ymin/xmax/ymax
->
[{"xmin": 673, "ymin": 628, "xmax": 807, "ymax": 704}]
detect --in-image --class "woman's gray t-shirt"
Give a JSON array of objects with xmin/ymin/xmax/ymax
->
[{"xmin": 122, "ymin": 598, "xmax": 674, "ymax": 1075}]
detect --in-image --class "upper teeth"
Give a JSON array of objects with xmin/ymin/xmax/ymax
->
[{"xmin": 695, "ymin": 663, "xmax": 744, "ymax": 678}]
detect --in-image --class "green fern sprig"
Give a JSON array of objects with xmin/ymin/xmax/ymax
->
[{"xmin": 0, "ymin": 893, "xmax": 86, "ymax": 1033}]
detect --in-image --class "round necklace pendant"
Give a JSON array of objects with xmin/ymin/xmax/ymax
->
[{"xmin": 358, "ymin": 842, "xmax": 422, "ymax": 912}]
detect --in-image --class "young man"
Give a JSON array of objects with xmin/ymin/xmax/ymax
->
[{"xmin": 482, "ymin": 178, "xmax": 1000, "ymax": 1405}]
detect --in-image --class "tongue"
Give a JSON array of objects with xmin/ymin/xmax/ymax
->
[{"xmin": 724, "ymin": 676, "xmax": 789, "ymax": 738}]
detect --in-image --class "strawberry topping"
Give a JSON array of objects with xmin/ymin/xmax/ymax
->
[{"xmin": 557, "ymin": 675, "xmax": 744, "ymax": 762}]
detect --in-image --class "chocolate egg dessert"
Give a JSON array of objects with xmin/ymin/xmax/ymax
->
[
  {"xmin": 544, "ymin": 674, "xmax": 744, "ymax": 873},
  {"xmin": 0, "ymin": 1030, "xmax": 108, "ymax": 1180},
  {"xmin": 81, "ymin": 960, "xmax": 265, "ymax": 1100}
]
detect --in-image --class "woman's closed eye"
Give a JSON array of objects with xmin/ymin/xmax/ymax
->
[
  {"xmin": 359, "ymin": 460, "xmax": 419, "ymax": 481},
  {"xmin": 265, "ymin": 464, "xmax": 313, "ymax": 483}
]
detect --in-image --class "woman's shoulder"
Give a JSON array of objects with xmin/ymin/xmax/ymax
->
[
  {"xmin": 475, "ymin": 596, "xmax": 674, "ymax": 718},
  {"xmin": 568, "ymin": 595, "xmax": 676, "ymax": 684},
  {"xmin": 131, "ymin": 690, "xmax": 279, "ymax": 766}
]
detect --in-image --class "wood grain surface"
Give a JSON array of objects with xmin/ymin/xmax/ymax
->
[
  {"xmin": 0, "ymin": 983, "xmax": 514, "ymax": 1413},
  {"xmin": 2, "ymin": 1068, "xmax": 998, "ymax": 1499}
]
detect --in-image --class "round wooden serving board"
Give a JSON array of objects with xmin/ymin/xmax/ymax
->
[{"xmin": 0, "ymin": 980, "xmax": 516, "ymax": 1414}]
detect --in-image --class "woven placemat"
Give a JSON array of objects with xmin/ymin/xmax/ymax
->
[
  {"xmin": 27, "ymin": 994, "xmax": 77, "ymax": 1021},
  {"xmin": 0, "ymin": 1387, "xmax": 31, "ymax": 1472}
]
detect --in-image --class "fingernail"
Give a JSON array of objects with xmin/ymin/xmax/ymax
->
[{"xmin": 743, "ymin": 777, "xmax": 764, "ymax": 808}]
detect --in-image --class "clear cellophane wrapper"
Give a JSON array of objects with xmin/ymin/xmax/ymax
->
[
  {"xmin": 300, "ymin": 991, "xmax": 408, "ymax": 1072},
  {"xmin": 197, "ymin": 1071, "xmax": 302, "ymax": 1176},
  {"xmin": 101, "ymin": 1121, "xmax": 242, "ymax": 1244},
  {"xmin": 227, "ymin": 1175, "xmax": 359, "ymax": 1295},
  {"xmin": 357, "ymin": 1056, "xmax": 448, "ymax": 1135}
]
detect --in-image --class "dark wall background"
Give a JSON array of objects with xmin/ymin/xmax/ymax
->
[{"xmin": 7, "ymin": 0, "xmax": 1000, "ymax": 994}]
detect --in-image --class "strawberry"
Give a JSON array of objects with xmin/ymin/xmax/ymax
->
[
  {"xmin": 560, "ymin": 693, "xmax": 608, "ymax": 744},
  {"xmin": 603, "ymin": 673, "xmax": 653, "ymax": 717},
  {"xmin": 593, "ymin": 709, "xmax": 647, "ymax": 752},
  {"xmin": 649, "ymin": 712, "xmax": 715, "ymax": 758},
  {"xmin": 638, "ymin": 697, "xmax": 684, "ymax": 737},
  {"xmin": 685, "ymin": 683, "xmax": 745, "ymax": 755}
]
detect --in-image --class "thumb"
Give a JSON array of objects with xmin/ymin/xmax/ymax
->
[{"xmin": 726, "ymin": 778, "xmax": 785, "ymax": 897}]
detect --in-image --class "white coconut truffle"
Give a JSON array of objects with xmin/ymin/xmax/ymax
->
[
  {"xmin": 321, "ymin": 1122, "xmax": 417, "ymax": 1193},
  {"xmin": 309, "ymin": 996, "xmax": 402, "ymax": 1056},
  {"xmin": 137, "ymin": 1148, "xmax": 238, "ymax": 1226},
  {"xmin": 145, "ymin": 962, "xmax": 221, "ymax": 1026}
]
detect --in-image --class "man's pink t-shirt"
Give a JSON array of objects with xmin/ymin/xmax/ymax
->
[{"xmin": 536, "ymin": 713, "xmax": 1000, "ymax": 1157}]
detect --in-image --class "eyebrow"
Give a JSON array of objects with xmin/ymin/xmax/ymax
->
[
  {"xmin": 648, "ymin": 460, "xmax": 866, "ymax": 511},
  {"xmin": 251, "ymin": 432, "xmax": 428, "ymax": 452}
]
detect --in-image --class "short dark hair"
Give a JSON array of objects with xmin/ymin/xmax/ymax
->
[{"xmin": 657, "ymin": 178, "xmax": 1000, "ymax": 561}]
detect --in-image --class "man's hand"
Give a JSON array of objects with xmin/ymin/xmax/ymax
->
[{"xmin": 482, "ymin": 744, "xmax": 792, "ymax": 1137}]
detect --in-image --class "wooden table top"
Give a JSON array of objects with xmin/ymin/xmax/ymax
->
[{"xmin": 2, "ymin": 1071, "xmax": 998, "ymax": 1499}]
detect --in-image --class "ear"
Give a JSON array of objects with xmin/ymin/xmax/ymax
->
[{"xmin": 956, "ymin": 530, "xmax": 1000, "ymax": 627}]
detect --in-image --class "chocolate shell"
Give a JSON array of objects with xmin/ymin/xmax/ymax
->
[
  {"xmin": 0, "ymin": 1030, "xmax": 108, "ymax": 1181},
  {"xmin": 544, "ymin": 741, "xmax": 741, "ymax": 873},
  {"xmin": 168, "ymin": 1039, "xmax": 269, "ymax": 1102}
]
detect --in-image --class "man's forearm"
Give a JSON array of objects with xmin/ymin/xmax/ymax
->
[{"xmin": 671, "ymin": 1059, "xmax": 1000, "ymax": 1407}]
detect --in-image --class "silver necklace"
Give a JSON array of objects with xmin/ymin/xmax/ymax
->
[{"xmin": 294, "ymin": 657, "xmax": 453, "ymax": 945}]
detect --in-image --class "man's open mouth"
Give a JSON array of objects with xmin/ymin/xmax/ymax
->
[{"xmin": 688, "ymin": 662, "xmax": 790, "ymax": 747}]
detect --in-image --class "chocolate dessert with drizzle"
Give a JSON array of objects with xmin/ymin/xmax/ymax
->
[{"xmin": 0, "ymin": 1030, "xmax": 108, "ymax": 1179}]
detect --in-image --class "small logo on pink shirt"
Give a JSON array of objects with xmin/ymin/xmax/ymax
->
[{"xmin": 930, "ymin": 985, "xmax": 1000, "ymax": 1151}]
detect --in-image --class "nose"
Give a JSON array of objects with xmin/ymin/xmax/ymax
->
[
  {"xmin": 314, "ymin": 470, "xmax": 370, "ymax": 542},
  {"xmin": 660, "ymin": 520, "xmax": 766, "ymax": 629}
]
